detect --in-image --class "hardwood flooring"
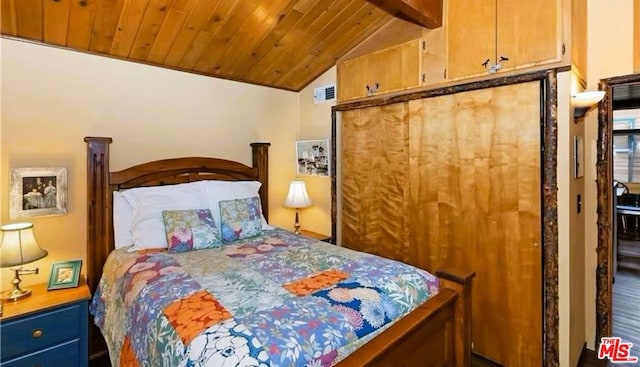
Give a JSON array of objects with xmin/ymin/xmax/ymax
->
[
  {"xmin": 612, "ymin": 269, "xmax": 640, "ymax": 366},
  {"xmin": 580, "ymin": 269, "xmax": 640, "ymax": 367}
]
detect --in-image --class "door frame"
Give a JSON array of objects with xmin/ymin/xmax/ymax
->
[
  {"xmin": 595, "ymin": 72, "xmax": 640, "ymax": 346},
  {"xmin": 330, "ymin": 69, "xmax": 561, "ymax": 366}
]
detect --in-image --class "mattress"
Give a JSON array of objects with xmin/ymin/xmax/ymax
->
[{"xmin": 90, "ymin": 228, "xmax": 439, "ymax": 367}]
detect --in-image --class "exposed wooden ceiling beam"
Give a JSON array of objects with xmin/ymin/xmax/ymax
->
[{"xmin": 366, "ymin": 0, "xmax": 443, "ymax": 28}]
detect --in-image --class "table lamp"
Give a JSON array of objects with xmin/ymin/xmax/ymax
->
[
  {"xmin": 283, "ymin": 179, "xmax": 313, "ymax": 234},
  {"xmin": 0, "ymin": 223, "xmax": 48, "ymax": 301}
]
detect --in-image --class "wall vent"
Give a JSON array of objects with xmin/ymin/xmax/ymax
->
[{"xmin": 313, "ymin": 84, "xmax": 336, "ymax": 104}]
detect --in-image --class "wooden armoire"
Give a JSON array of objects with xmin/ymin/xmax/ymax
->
[{"xmin": 337, "ymin": 80, "xmax": 544, "ymax": 366}]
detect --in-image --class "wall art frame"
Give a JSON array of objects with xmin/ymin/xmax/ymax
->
[
  {"xmin": 296, "ymin": 139, "xmax": 330, "ymax": 177},
  {"xmin": 10, "ymin": 167, "xmax": 68, "ymax": 219}
]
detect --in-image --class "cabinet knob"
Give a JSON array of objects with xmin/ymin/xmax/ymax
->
[{"xmin": 31, "ymin": 329, "xmax": 43, "ymax": 338}]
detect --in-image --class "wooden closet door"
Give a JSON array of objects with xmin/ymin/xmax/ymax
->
[
  {"xmin": 341, "ymin": 103, "xmax": 411, "ymax": 262},
  {"xmin": 408, "ymin": 81, "xmax": 542, "ymax": 366}
]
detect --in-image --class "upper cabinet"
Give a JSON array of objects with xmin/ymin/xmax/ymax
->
[
  {"xmin": 337, "ymin": 0, "xmax": 573, "ymax": 103},
  {"xmin": 447, "ymin": 0, "xmax": 562, "ymax": 80},
  {"xmin": 338, "ymin": 39, "xmax": 424, "ymax": 102},
  {"xmin": 337, "ymin": 25, "xmax": 446, "ymax": 103}
]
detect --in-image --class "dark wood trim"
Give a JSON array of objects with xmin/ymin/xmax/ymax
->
[
  {"xmin": 542, "ymin": 70, "xmax": 560, "ymax": 367},
  {"xmin": 365, "ymin": 0, "xmax": 443, "ymax": 28},
  {"xmin": 331, "ymin": 68, "xmax": 560, "ymax": 366},
  {"xmin": 595, "ymin": 72, "xmax": 640, "ymax": 349}
]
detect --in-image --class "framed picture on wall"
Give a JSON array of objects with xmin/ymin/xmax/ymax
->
[
  {"xmin": 9, "ymin": 167, "xmax": 68, "ymax": 219},
  {"xmin": 574, "ymin": 136, "xmax": 584, "ymax": 178},
  {"xmin": 296, "ymin": 139, "xmax": 330, "ymax": 177}
]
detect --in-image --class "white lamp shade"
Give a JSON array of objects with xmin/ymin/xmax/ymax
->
[
  {"xmin": 0, "ymin": 223, "xmax": 48, "ymax": 268},
  {"xmin": 284, "ymin": 180, "xmax": 313, "ymax": 209}
]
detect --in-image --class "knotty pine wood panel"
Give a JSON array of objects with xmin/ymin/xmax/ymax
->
[
  {"xmin": 163, "ymin": 0, "xmax": 220, "ymax": 67},
  {"xmin": 43, "ymin": 0, "xmax": 70, "ymax": 46},
  {"xmin": 209, "ymin": 0, "xmax": 295, "ymax": 76},
  {"xmin": 146, "ymin": 7, "xmax": 193, "ymax": 63},
  {"xmin": 109, "ymin": 0, "xmax": 149, "ymax": 57},
  {"xmin": 128, "ymin": 0, "xmax": 174, "ymax": 61},
  {"xmin": 1, "ymin": 0, "xmax": 17, "ymax": 35},
  {"xmin": 89, "ymin": 0, "xmax": 125, "ymax": 53},
  {"xmin": 246, "ymin": 0, "xmax": 370, "ymax": 83},
  {"xmin": 0, "ymin": 0, "xmax": 400, "ymax": 91},
  {"xmin": 66, "ymin": 0, "xmax": 97, "ymax": 50},
  {"xmin": 407, "ymin": 81, "xmax": 542, "ymax": 366},
  {"xmin": 273, "ymin": 3, "xmax": 391, "ymax": 87},
  {"xmin": 341, "ymin": 104, "xmax": 411, "ymax": 263},
  {"xmin": 15, "ymin": 0, "xmax": 43, "ymax": 40}
]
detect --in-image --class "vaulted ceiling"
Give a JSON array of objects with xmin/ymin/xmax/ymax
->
[{"xmin": 0, "ymin": 0, "xmax": 442, "ymax": 91}]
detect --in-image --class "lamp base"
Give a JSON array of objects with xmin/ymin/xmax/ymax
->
[
  {"xmin": 2, "ymin": 267, "xmax": 38, "ymax": 301},
  {"xmin": 293, "ymin": 210, "xmax": 302, "ymax": 234},
  {"xmin": 1, "ymin": 287, "xmax": 32, "ymax": 301}
]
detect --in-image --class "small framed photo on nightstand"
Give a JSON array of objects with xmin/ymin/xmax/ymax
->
[{"xmin": 47, "ymin": 260, "xmax": 82, "ymax": 290}]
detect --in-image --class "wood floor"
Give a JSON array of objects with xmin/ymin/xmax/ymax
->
[
  {"xmin": 580, "ymin": 269, "xmax": 640, "ymax": 367},
  {"xmin": 612, "ymin": 269, "xmax": 640, "ymax": 366}
]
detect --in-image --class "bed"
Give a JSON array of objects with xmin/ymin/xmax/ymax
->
[{"xmin": 84, "ymin": 137, "xmax": 474, "ymax": 367}]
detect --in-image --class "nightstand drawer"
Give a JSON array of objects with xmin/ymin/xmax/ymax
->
[
  {"xmin": 1, "ymin": 304, "xmax": 82, "ymax": 360},
  {"xmin": 2, "ymin": 339, "xmax": 80, "ymax": 367}
]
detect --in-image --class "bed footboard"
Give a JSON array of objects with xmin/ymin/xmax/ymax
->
[{"xmin": 337, "ymin": 269, "xmax": 474, "ymax": 367}]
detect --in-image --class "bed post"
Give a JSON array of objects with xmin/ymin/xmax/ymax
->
[
  {"xmin": 84, "ymin": 137, "xmax": 113, "ymax": 293},
  {"xmin": 436, "ymin": 269, "xmax": 474, "ymax": 367},
  {"xmin": 251, "ymin": 142, "xmax": 270, "ymax": 222},
  {"xmin": 84, "ymin": 137, "xmax": 113, "ymax": 361}
]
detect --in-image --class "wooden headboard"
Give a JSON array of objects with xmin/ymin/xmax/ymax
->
[{"xmin": 84, "ymin": 137, "xmax": 270, "ymax": 294}]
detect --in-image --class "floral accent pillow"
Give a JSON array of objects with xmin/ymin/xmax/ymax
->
[
  {"xmin": 162, "ymin": 209, "xmax": 222, "ymax": 253},
  {"xmin": 219, "ymin": 196, "xmax": 263, "ymax": 242}
]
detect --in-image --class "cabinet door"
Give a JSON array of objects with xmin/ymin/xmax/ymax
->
[
  {"xmin": 371, "ymin": 39, "xmax": 422, "ymax": 95},
  {"xmin": 446, "ymin": 0, "xmax": 495, "ymax": 80},
  {"xmin": 337, "ymin": 55, "xmax": 373, "ymax": 102},
  {"xmin": 408, "ymin": 82, "xmax": 542, "ymax": 366},
  {"xmin": 337, "ymin": 39, "xmax": 422, "ymax": 102},
  {"xmin": 422, "ymin": 26, "xmax": 447, "ymax": 85},
  {"xmin": 497, "ymin": 0, "xmax": 562, "ymax": 71},
  {"xmin": 341, "ymin": 103, "xmax": 411, "ymax": 262}
]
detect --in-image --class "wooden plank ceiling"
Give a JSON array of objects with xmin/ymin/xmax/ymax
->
[{"xmin": 0, "ymin": 0, "xmax": 442, "ymax": 91}]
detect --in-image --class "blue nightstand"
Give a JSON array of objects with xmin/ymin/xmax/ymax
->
[{"xmin": 0, "ymin": 279, "xmax": 91, "ymax": 366}]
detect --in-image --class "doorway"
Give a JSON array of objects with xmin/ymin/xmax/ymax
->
[{"xmin": 596, "ymin": 73, "xmax": 640, "ymax": 358}]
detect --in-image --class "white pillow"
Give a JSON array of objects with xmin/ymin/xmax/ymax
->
[
  {"xmin": 122, "ymin": 181, "xmax": 209, "ymax": 251},
  {"xmin": 201, "ymin": 181, "xmax": 273, "ymax": 232},
  {"xmin": 113, "ymin": 191, "xmax": 134, "ymax": 249}
]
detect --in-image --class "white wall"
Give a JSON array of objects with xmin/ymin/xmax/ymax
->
[{"xmin": 0, "ymin": 38, "xmax": 299, "ymax": 287}]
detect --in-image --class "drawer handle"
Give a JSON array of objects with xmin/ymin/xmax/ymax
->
[{"xmin": 31, "ymin": 329, "xmax": 43, "ymax": 338}]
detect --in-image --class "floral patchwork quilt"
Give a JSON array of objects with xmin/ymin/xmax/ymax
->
[{"xmin": 90, "ymin": 228, "xmax": 439, "ymax": 367}]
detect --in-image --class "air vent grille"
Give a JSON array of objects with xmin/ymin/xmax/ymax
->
[{"xmin": 314, "ymin": 84, "xmax": 336, "ymax": 104}]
